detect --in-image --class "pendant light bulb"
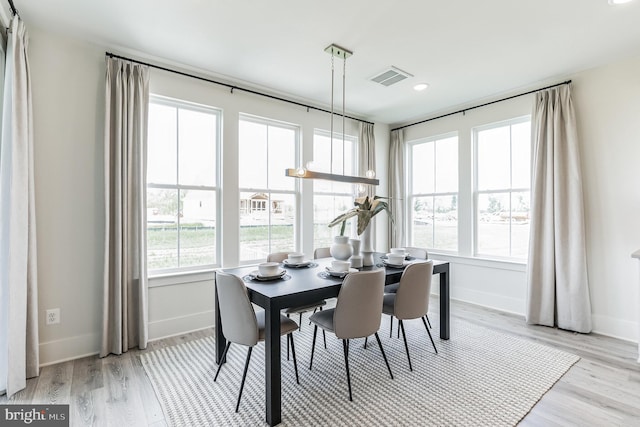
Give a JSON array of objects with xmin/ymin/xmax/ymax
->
[
  {"xmin": 365, "ymin": 169, "xmax": 376, "ymax": 179},
  {"xmin": 295, "ymin": 167, "xmax": 306, "ymax": 177}
]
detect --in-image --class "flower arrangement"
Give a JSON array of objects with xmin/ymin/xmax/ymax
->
[{"xmin": 328, "ymin": 195, "xmax": 393, "ymax": 236}]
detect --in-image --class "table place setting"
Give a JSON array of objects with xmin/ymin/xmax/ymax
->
[
  {"xmin": 281, "ymin": 252, "xmax": 318, "ymax": 268},
  {"xmin": 318, "ymin": 259, "xmax": 359, "ymax": 279},
  {"xmin": 243, "ymin": 262, "xmax": 291, "ymax": 282}
]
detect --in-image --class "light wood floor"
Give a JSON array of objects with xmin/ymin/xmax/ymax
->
[{"xmin": 2, "ymin": 299, "xmax": 639, "ymax": 426}]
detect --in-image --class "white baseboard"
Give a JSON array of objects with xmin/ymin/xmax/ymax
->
[
  {"xmin": 39, "ymin": 333, "xmax": 100, "ymax": 367},
  {"xmin": 451, "ymin": 287, "xmax": 526, "ymax": 316},
  {"xmin": 148, "ymin": 309, "xmax": 215, "ymax": 341},
  {"xmin": 591, "ymin": 313, "xmax": 637, "ymax": 343}
]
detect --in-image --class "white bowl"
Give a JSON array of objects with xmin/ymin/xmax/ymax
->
[
  {"xmin": 287, "ymin": 252, "xmax": 304, "ymax": 264},
  {"xmin": 258, "ymin": 262, "xmax": 280, "ymax": 277},
  {"xmin": 386, "ymin": 253, "xmax": 405, "ymax": 265},
  {"xmin": 331, "ymin": 260, "xmax": 351, "ymax": 272},
  {"xmin": 390, "ymin": 247, "xmax": 406, "ymax": 255}
]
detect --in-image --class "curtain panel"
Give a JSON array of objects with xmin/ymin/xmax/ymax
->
[
  {"xmin": 526, "ymin": 85, "xmax": 592, "ymax": 333},
  {"xmin": 0, "ymin": 16, "xmax": 39, "ymax": 397},
  {"xmin": 358, "ymin": 122, "xmax": 376, "ymax": 199},
  {"xmin": 101, "ymin": 57, "xmax": 150, "ymax": 357},
  {"xmin": 388, "ymin": 129, "xmax": 405, "ymax": 248}
]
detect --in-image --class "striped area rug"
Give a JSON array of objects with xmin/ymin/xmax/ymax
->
[{"xmin": 140, "ymin": 314, "xmax": 579, "ymax": 426}]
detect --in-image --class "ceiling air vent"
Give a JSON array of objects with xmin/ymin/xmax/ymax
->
[{"xmin": 370, "ymin": 66, "xmax": 413, "ymax": 87}]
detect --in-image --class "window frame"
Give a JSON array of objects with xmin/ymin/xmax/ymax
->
[
  {"xmin": 146, "ymin": 95, "xmax": 222, "ymax": 276},
  {"xmin": 406, "ymin": 132, "xmax": 459, "ymax": 254},
  {"xmin": 311, "ymin": 129, "xmax": 359, "ymax": 248},
  {"xmin": 238, "ymin": 113, "xmax": 301, "ymax": 264},
  {"xmin": 473, "ymin": 115, "xmax": 531, "ymax": 260}
]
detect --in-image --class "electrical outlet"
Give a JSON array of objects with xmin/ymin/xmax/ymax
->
[{"xmin": 46, "ymin": 308, "xmax": 60, "ymax": 325}]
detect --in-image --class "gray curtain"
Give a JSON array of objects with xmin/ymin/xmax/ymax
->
[
  {"xmin": 358, "ymin": 122, "xmax": 376, "ymax": 199},
  {"xmin": 0, "ymin": 16, "xmax": 39, "ymax": 397},
  {"xmin": 101, "ymin": 57, "xmax": 150, "ymax": 357},
  {"xmin": 526, "ymin": 85, "xmax": 592, "ymax": 333},
  {"xmin": 388, "ymin": 129, "xmax": 405, "ymax": 247}
]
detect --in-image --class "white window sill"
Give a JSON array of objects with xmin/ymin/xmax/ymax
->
[
  {"xmin": 429, "ymin": 252, "xmax": 527, "ymax": 272},
  {"xmin": 149, "ymin": 269, "xmax": 216, "ymax": 288}
]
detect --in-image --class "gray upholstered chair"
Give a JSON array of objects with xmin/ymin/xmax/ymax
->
[
  {"xmin": 384, "ymin": 246, "xmax": 433, "ymax": 332},
  {"xmin": 308, "ymin": 269, "xmax": 393, "ymax": 401},
  {"xmin": 267, "ymin": 252, "xmax": 327, "ymax": 356},
  {"xmin": 214, "ymin": 272, "xmax": 300, "ymax": 412},
  {"xmin": 383, "ymin": 261, "xmax": 437, "ymax": 372},
  {"xmin": 313, "ymin": 247, "xmax": 331, "ymax": 259}
]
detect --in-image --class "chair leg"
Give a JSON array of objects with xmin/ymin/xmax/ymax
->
[
  {"xmin": 288, "ymin": 333, "xmax": 300, "ymax": 385},
  {"xmin": 214, "ymin": 341, "xmax": 231, "ymax": 382},
  {"xmin": 426, "ymin": 313, "xmax": 432, "ymax": 329},
  {"xmin": 309, "ymin": 325, "xmax": 318, "ymax": 370},
  {"xmin": 374, "ymin": 332, "xmax": 394, "ymax": 380},
  {"xmin": 299, "ymin": 313, "xmax": 303, "ymax": 331},
  {"xmin": 364, "ymin": 336, "xmax": 368, "ymax": 349},
  {"xmin": 422, "ymin": 316, "xmax": 438, "ymax": 354},
  {"xmin": 286, "ymin": 314, "xmax": 290, "ymax": 361},
  {"xmin": 399, "ymin": 320, "xmax": 413, "ymax": 372},
  {"xmin": 235, "ymin": 346, "xmax": 253, "ymax": 413},
  {"xmin": 342, "ymin": 339, "xmax": 353, "ymax": 402},
  {"xmin": 322, "ymin": 329, "xmax": 327, "ymax": 349},
  {"xmin": 389, "ymin": 315, "xmax": 393, "ymax": 338}
]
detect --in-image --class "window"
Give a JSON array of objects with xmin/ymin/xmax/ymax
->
[
  {"xmin": 146, "ymin": 97, "xmax": 220, "ymax": 274},
  {"xmin": 407, "ymin": 134, "xmax": 459, "ymax": 251},
  {"xmin": 312, "ymin": 130, "xmax": 357, "ymax": 249},
  {"xmin": 238, "ymin": 115, "xmax": 299, "ymax": 262},
  {"xmin": 475, "ymin": 117, "xmax": 531, "ymax": 259}
]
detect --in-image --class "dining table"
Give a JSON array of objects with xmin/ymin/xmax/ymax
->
[{"xmin": 215, "ymin": 252, "xmax": 450, "ymax": 426}]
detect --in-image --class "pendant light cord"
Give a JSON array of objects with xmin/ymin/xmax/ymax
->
[{"xmin": 330, "ymin": 53, "xmax": 334, "ymax": 174}]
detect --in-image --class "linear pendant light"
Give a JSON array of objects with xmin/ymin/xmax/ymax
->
[{"xmin": 285, "ymin": 44, "xmax": 379, "ymax": 187}]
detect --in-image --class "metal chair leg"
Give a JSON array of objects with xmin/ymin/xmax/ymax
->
[
  {"xmin": 422, "ymin": 316, "xmax": 438, "ymax": 354},
  {"xmin": 342, "ymin": 339, "xmax": 353, "ymax": 402},
  {"xmin": 214, "ymin": 341, "xmax": 231, "ymax": 381},
  {"xmin": 235, "ymin": 346, "xmax": 253, "ymax": 413},
  {"xmin": 399, "ymin": 319, "xmax": 413, "ymax": 371},
  {"xmin": 364, "ymin": 336, "xmax": 368, "ymax": 349},
  {"xmin": 322, "ymin": 329, "xmax": 327, "ymax": 349},
  {"xmin": 309, "ymin": 325, "xmax": 318, "ymax": 370},
  {"xmin": 389, "ymin": 315, "xmax": 393, "ymax": 338},
  {"xmin": 288, "ymin": 333, "xmax": 300, "ymax": 384},
  {"xmin": 299, "ymin": 313, "xmax": 303, "ymax": 330},
  {"xmin": 426, "ymin": 314, "xmax": 432, "ymax": 329},
  {"xmin": 374, "ymin": 332, "xmax": 394, "ymax": 380},
  {"xmin": 286, "ymin": 314, "xmax": 291, "ymax": 361}
]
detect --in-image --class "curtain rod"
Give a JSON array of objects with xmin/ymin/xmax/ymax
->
[
  {"xmin": 105, "ymin": 52, "xmax": 374, "ymax": 126},
  {"xmin": 7, "ymin": 0, "xmax": 18, "ymax": 17},
  {"xmin": 391, "ymin": 80, "xmax": 572, "ymax": 132}
]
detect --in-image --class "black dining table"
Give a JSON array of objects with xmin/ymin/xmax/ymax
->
[{"xmin": 215, "ymin": 253, "xmax": 450, "ymax": 426}]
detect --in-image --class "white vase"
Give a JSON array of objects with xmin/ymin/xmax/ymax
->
[
  {"xmin": 349, "ymin": 238, "xmax": 361, "ymax": 255},
  {"xmin": 360, "ymin": 225, "xmax": 375, "ymax": 266},
  {"xmin": 330, "ymin": 235, "xmax": 353, "ymax": 261}
]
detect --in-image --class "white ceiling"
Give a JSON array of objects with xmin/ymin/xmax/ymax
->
[{"xmin": 16, "ymin": 0, "xmax": 640, "ymax": 125}]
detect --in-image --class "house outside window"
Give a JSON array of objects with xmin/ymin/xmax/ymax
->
[
  {"xmin": 146, "ymin": 96, "xmax": 220, "ymax": 274},
  {"xmin": 312, "ymin": 130, "xmax": 357, "ymax": 249},
  {"xmin": 407, "ymin": 134, "xmax": 459, "ymax": 252},
  {"xmin": 238, "ymin": 115, "xmax": 299, "ymax": 262},
  {"xmin": 474, "ymin": 117, "xmax": 531, "ymax": 259}
]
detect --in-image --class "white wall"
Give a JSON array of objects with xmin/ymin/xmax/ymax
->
[
  {"xmin": 399, "ymin": 55, "xmax": 640, "ymax": 342},
  {"xmin": 28, "ymin": 26, "xmax": 389, "ymax": 365}
]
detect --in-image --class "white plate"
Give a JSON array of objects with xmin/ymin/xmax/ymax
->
[
  {"xmin": 382, "ymin": 260, "xmax": 409, "ymax": 269},
  {"xmin": 250, "ymin": 269, "xmax": 286, "ymax": 281},
  {"xmin": 325, "ymin": 267, "xmax": 358, "ymax": 277},
  {"xmin": 282, "ymin": 259, "xmax": 311, "ymax": 268}
]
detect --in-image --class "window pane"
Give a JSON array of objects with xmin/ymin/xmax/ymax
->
[
  {"xmin": 412, "ymin": 143, "xmax": 434, "ymax": 194},
  {"xmin": 239, "ymin": 120, "xmax": 267, "ymax": 189},
  {"xmin": 239, "ymin": 191, "xmax": 270, "ymax": 261},
  {"xmin": 477, "ymin": 126, "xmax": 510, "ymax": 191},
  {"xmin": 433, "ymin": 195, "xmax": 457, "ymax": 250},
  {"xmin": 435, "ymin": 137, "xmax": 458, "ymax": 193},
  {"xmin": 477, "ymin": 193, "xmax": 510, "ymax": 256},
  {"xmin": 411, "ymin": 196, "xmax": 433, "ymax": 249},
  {"xmin": 511, "ymin": 122, "xmax": 531, "ymax": 189},
  {"xmin": 178, "ymin": 109, "xmax": 217, "ymax": 186},
  {"xmin": 179, "ymin": 190, "xmax": 216, "ymax": 268},
  {"xmin": 270, "ymin": 193, "xmax": 296, "ymax": 253},
  {"xmin": 147, "ymin": 188, "xmax": 179, "ymax": 270},
  {"xmin": 314, "ymin": 195, "xmax": 354, "ymax": 249},
  {"xmin": 313, "ymin": 132, "xmax": 355, "ymax": 194},
  {"xmin": 268, "ymin": 126, "xmax": 295, "ymax": 191},
  {"xmin": 511, "ymin": 191, "xmax": 530, "ymax": 258},
  {"xmin": 147, "ymin": 103, "xmax": 177, "ymax": 184}
]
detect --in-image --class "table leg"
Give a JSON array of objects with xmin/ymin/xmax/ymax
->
[
  {"xmin": 214, "ymin": 274, "xmax": 226, "ymax": 364},
  {"xmin": 265, "ymin": 303, "xmax": 282, "ymax": 426},
  {"xmin": 439, "ymin": 264, "xmax": 450, "ymax": 340}
]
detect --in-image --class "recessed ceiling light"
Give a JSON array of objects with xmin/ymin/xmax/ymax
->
[
  {"xmin": 608, "ymin": 0, "xmax": 634, "ymax": 5},
  {"xmin": 413, "ymin": 83, "xmax": 429, "ymax": 91}
]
